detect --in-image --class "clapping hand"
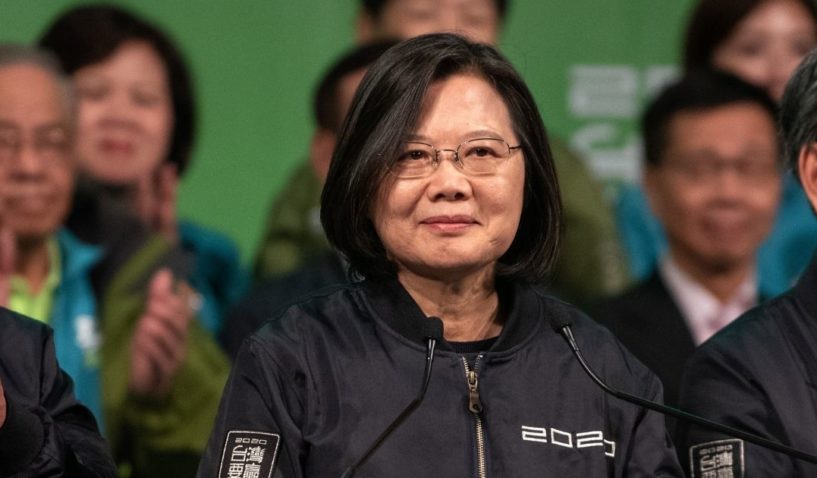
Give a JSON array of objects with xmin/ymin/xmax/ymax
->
[{"xmin": 128, "ymin": 268, "xmax": 197, "ymax": 399}]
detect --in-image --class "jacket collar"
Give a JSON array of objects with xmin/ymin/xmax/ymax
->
[
  {"xmin": 57, "ymin": 228, "xmax": 103, "ymax": 282},
  {"xmin": 793, "ymin": 253, "xmax": 817, "ymax": 318},
  {"xmin": 363, "ymin": 276, "xmax": 542, "ymax": 353}
]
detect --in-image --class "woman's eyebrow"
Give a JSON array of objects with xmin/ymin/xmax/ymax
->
[{"xmin": 403, "ymin": 129, "xmax": 505, "ymax": 142}]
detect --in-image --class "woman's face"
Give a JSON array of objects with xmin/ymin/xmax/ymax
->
[
  {"xmin": 73, "ymin": 40, "xmax": 173, "ymax": 185},
  {"xmin": 371, "ymin": 74, "xmax": 525, "ymax": 281},
  {"xmin": 712, "ymin": 0, "xmax": 817, "ymax": 102}
]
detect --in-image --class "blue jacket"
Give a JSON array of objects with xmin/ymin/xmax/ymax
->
[{"xmin": 50, "ymin": 228, "xmax": 104, "ymax": 427}]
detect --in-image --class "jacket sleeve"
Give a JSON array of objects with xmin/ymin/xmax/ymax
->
[
  {"xmin": 676, "ymin": 343, "xmax": 792, "ymax": 476},
  {"xmin": 614, "ymin": 346, "xmax": 685, "ymax": 477},
  {"xmin": 197, "ymin": 336, "xmax": 306, "ymax": 478},
  {"xmin": 0, "ymin": 326, "xmax": 117, "ymax": 477}
]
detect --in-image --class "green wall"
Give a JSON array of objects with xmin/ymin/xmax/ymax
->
[{"xmin": 0, "ymin": 0, "xmax": 695, "ymax": 263}]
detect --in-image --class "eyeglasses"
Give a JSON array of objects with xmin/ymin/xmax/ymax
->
[
  {"xmin": 390, "ymin": 137, "xmax": 521, "ymax": 179},
  {"xmin": 663, "ymin": 156, "xmax": 781, "ymax": 186},
  {"xmin": 0, "ymin": 126, "xmax": 70, "ymax": 164}
]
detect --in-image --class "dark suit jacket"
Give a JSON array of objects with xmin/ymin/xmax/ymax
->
[
  {"xmin": 593, "ymin": 271, "xmax": 696, "ymax": 408},
  {"xmin": 0, "ymin": 307, "xmax": 117, "ymax": 477}
]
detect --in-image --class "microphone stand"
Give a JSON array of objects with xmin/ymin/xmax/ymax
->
[
  {"xmin": 555, "ymin": 322, "xmax": 817, "ymax": 465},
  {"xmin": 340, "ymin": 321, "xmax": 442, "ymax": 478}
]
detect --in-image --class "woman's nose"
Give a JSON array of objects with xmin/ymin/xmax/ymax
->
[{"xmin": 427, "ymin": 152, "xmax": 472, "ymax": 201}]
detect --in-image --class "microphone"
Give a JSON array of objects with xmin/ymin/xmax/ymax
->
[
  {"xmin": 550, "ymin": 314, "xmax": 817, "ymax": 465},
  {"xmin": 340, "ymin": 316, "xmax": 445, "ymax": 478}
]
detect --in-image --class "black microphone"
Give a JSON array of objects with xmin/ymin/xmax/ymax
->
[
  {"xmin": 550, "ymin": 314, "xmax": 817, "ymax": 465},
  {"xmin": 340, "ymin": 316, "xmax": 445, "ymax": 478}
]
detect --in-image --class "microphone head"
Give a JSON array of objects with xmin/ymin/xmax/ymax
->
[
  {"xmin": 422, "ymin": 316, "xmax": 445, "ymax": 342},
  {"xmin": 548, "ymin": 310, "xmax": 572, "ymax": 334}
]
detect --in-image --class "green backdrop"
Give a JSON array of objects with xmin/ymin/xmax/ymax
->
[{"xmin": 1, "ymin": 0, "xmax": 696, "ymax": 263}]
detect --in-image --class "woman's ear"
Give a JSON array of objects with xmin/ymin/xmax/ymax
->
[{"xmin": 797, "ymin": 143, "xmax": 817, "ymax": 211}]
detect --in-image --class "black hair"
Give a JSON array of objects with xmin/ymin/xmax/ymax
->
[
  {"xmin": 321, "ymin": 33, "xmax": 561, "ymax": 283},
  {"xmin": 684, "ymin": 0, "xmax": 817, "ymax": 71},
  {"xmin": 642, "ymin": 68, "xmax": 778, "ymax": 167},
  {"xmin": 361, "ymin": 0, "xmax": 509, "ymax": 20},
  {"xmin": 314, "ymin": 40, "xmax": 399, "ymax": 133},
  {"xmin": 38, "ymin": 4, "xmax": 196, "ymax": 177},
  {"xmin": 780, "ymin": 47, "xmax": 817, "ymax": 179}
]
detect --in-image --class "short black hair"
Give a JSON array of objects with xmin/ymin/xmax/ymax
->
[
  {"xmin": 321, "ymin": 33, "xmax": 561, "ymax": 283},
  {"xmin": 683, "ymin": 0, "xmax": 817, "ymax": 71},
  {"xmin": 780, "ymin": 47, "xmax": 817, "ymax": 180},
  {"xmin": 361, "ymin": 0, "xmax": 509, "ymax": 20},
  {"xmin": 642, "ymin": 69, "xmax": 778, "ymax": 168},
  {"xmin": 38, "ymin": 4, "xmax": 196, "ymax": 177},
  {"xmin": 314, "ymin": 40, "xmax": 399, "ymax": 133}
]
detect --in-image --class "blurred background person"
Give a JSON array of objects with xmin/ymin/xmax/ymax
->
[
  {"xmin": 617, "ymin": 0, "xmax": 817, "ymax": 297},
  {"xmin": 595, "ymin": 70, "xmax": 782, "ymax": 409},
  {"xmin": 221, "ymin": 40, "xmax": 397, "ymax": 357},
  {"xmin": 0, "ymin": 42, "xmax": 106, "ymax": 424},
  {"xmin": 677, "ymin": 46, "xmax": 817, "ymax": 476},
  {"xmin": 252, "ymin": 0, "xmax": 630, "ymax": 309},
  {"xmin": 0, "ymin": 307, "xmax": 117, "ymax": 477},
  {"xmin": 39, "ymin": 4, "xmax": 248, "ymax": 338},
  {"xmin": 199, "ymin": 33, "xmax": 682, "ymax": 477},
  {"xmin": 33, "ymin": 6, "xmax": 234, "ymax": 476}
]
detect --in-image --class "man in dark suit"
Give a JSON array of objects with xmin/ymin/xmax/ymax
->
[
  {"xmin": 595, "ymin": 69, "xmax": 782, "ymax": 407},
  {"xmin": 676, "ymin": 47, "xmax": 817, "ymax": 476}
]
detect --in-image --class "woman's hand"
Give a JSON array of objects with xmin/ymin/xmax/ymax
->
[
  {"xmin": 128, "ymin": 268, "xmax": 195, "ymax": 399},
  {"xmin": 135, "ymin": 163, "xmax": 179, "ymax": 242}
]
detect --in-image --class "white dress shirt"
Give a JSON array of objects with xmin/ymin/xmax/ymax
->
[{"xmin": 659, "ymin": 256, "xmax": 757, "ymax": 346}]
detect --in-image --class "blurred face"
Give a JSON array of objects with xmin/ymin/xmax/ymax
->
[
  {"xmin": 73, "ymin": 40, "xmax": 173, "ymax": 185},
  {"xmin": 645, "ymin": 103, "xmax": 781, "ymax": 273},
  {"xmin": 372, "ymin": 74, "xmax": 525, "ymax": 280},
  {"xmin": 0, "ymin": 65, "xmax": 74, "ymax": 241},
  {"xmin": 712, "ymin": 0, "xmax": 817, "ymax": 102},
  {"xmin": 311, "ymin": 67, "xmax": 369, "ymax": 182},
  {"xmin": 362, "ymin": 0, "xmax": 500, "ymax": 45}
]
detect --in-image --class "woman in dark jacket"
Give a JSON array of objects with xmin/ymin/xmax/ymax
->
[{"xmin": 198, "ymin": 33, "xmax": 682, "ymax": 477}]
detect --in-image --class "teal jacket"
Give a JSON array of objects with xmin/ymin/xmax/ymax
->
[
  {"xmin": 51, "ymin": 228, "xmax": 104, "ymax": 426},
  {"xmin": 180, "ymin": 220, "xmax": 248, "ymax": 336}
]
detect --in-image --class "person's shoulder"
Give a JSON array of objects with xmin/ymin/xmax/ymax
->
[
  {"xmin": 0, "ymin": 308, "xmax": 49, "ymax": 341},
  {"xmin": 696, "ymin": 292, "xmax": 795, "ymax": 360},
  {"xmin": 591, "ymin": 273, "xmax": 675, "ymax": 333},
  {"xmin": 532, "ymin": 290, "xmax": 663, "ymax": 391},
  {"xmin": 179, "ymin": 220, "xmax": 241, "ymax": 258},
  {"xmin": 0, "ymin": 308, "xmax": 49, "ymax": 363},
  {"xmin": 531, "ymin": 289, "xmax": 625, "ymax": 349},
  {"xmin": 246, "ymin": 282, "xmax": 364, "ymax": 345}
]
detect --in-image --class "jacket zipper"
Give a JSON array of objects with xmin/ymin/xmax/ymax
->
[{"xmin": 462, "ymin": 355, "xmax": 487, "ymax": 478}]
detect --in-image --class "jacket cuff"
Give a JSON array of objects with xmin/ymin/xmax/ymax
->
[{"xmin": 0, "ymin": 398, "xmax": 45, "ymax": 475}]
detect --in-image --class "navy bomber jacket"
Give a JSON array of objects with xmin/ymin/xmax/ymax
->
[{"xmin": 198, "ymin": 279, "xmax": 683, "ymax": 477}]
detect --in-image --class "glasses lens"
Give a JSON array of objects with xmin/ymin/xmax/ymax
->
[
  {"xmin": 459, "ymin": 138, "xmax": 509, "ymax": 174},
  {"xmin": 393, "ymin": 142, "xmax": 435, "ymax": 178}
]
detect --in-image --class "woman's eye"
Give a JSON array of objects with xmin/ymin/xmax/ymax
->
[
  {"xmin": 402, "ymin": 150, "xmax": 427, "ymax": 161},
  {"xmin": 466, "ymin": 146, "xmax": 497, "ymax": 158}
]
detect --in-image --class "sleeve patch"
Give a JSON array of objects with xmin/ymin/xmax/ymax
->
[
  {"xmin": 218, "ymin": 430, "xmax": 280, "ymax": 478},
  {"xmin": 689, "ymin": 438, "xmax": 744, "ymax": 478}
]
